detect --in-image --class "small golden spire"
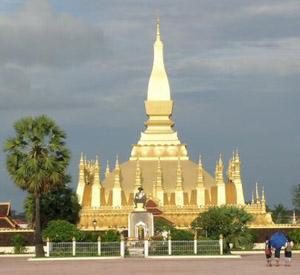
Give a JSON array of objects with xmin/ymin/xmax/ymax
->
[
  {"xmin": 197, "ymin": 154, "xmax": 204, "ymax": 186},
  {"xmin": 215, "ymin": 154, "xmax": 224, "ymax": 184},
  {"xmin": 292, "ymin": 210, "xmax": 297, "ymax": 225},
  {"xmin": 79, "ymin": 152, "xmax": 84, "ymax": 169},
  {"xmin": 94, "ymin": 155, "xmax": 101, "ymax": 185},
  {"xmin": 251, "ymin": 192, "xmax": 254, "ymax": 204},
  {"xmin": 218, "ymin": 153, "xmax": 223, "ymax": 166},
  {"xmin": 261, "ymin": 186, "xmax": 265, "ymax": 202},
  {"xmin": 198, "ymin": 154, "xmax": 202, "ymax": 167},
  {"xmin": 105, "ymin": 160, "xmax": 110, "ymax": 178},
  {"xmin": 255, "ymin": 182, "xmax": 260, "ymax": 202},
  {"xmin": 235, "ymin": 148, "xmax": 240, "ymax": 162},
  {"xmin": 115, "ymin": 155, "xmax": 120, "ymax": 170},
  {"xmin": 227, "ymin": 158, "xmax": 233, "ymax": 181},
  {"xmin": 113, "ymin": 155, "xmax": 121, "ymax": 188}
]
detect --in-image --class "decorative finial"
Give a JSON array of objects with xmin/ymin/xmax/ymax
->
[
  {"xmin": 235, "ymin": 148, "xmax": 240, "ymax": 162},
  {"xmin": 105, "ymin": 160, "xmax": 110, "ymax": 178},
  {"xmin": 261, "ymin": 186, "xmax": 265, "ymax": 201},
  {"xmin": 198, "ymin": 154, "xmax": 202, "ymax": 166},
  {"xmin": 218, "ymin": 153, "xmax": 223, "ymax": 165},
  {"xmin": 156, "ymin": 16, "xmax": 160, "ymax": 40},
  {"xmin": 115, "ymin": 155, "xmax": 120, "ymax": 170},
  {"xmin": 80, "ymin": 152, "xmax": 84, "ymax": 162},
  {"xmin": 251, "ymin": 192, "xmax": 254, "ymax": 204}
]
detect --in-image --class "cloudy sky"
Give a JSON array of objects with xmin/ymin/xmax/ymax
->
[{"xmin": 0, "ymin": 0, "xmax": 299, "ymax": 212}]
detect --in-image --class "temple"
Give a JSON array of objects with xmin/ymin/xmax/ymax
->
[{"xmin": 76, "ymin": 19, "xmax": 273, "ymax": 230}]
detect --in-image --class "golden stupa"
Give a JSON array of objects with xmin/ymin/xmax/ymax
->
[{"xmin": 76, "ymin": 19, "xmax": 274, "ymax": 230}]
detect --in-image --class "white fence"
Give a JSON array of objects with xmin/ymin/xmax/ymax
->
[{"xmin": 46, "ymin": 238, "xmax": 223, "ymax": 258}]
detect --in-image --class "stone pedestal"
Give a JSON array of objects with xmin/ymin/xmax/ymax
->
[{"xmin": 128, "ymin": 208, "xmax": 154, "ymax": 239}]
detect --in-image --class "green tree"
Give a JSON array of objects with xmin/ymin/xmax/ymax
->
[
  {"xmin": 292, "ymin": 184, "xmax": 300, "ymax": 210},
  {"xmin": 24, "ymin": 177, "xmax": 80, "ymax": 229},
  {"xmin": 154, "ymin": 217, "xmax": 174, "ymax": 234},
  {"xmin": 4, "ymin": 115, "xmax": 70, "ymax": 257},
  {"xmin": 43, "ymin": 220, "xmax": 82, "ymax": 242},
  {"xmin": 271, "ymin": 203, "xmax": 289, "ymax": 224},
  {"xmin": 191, "ymin": 206, "xmax": 253, "ymax": 248}
]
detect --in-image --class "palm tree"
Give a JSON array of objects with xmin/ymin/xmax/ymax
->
[{"xmin": 3, "ymin": 115, "xmax": 70, "ymax": 257}]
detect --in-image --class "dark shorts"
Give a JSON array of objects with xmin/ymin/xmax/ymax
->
[
  {"xmin": 285, "ymin": 251, "xmax": 292, "ymax": 258},
  {"xmin": 266, "ymin": 254, "xmax": 272, "ymax": 259},
  {"xmin": 275, "ymin": 249, "xmax": 280, "ymax": 258}
]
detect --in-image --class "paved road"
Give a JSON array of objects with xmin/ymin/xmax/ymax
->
[{"xmin": 0, "ymin": 254, "xmax": 299, "ymax": 275}]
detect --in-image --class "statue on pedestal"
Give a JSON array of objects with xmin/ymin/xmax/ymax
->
[{"xmin": 134, "ymin": 187, "xmax": 146, "ymax": 209}]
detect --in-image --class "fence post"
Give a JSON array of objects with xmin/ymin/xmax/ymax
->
[
  {"xmin": 120, "ymin": 234, "xmax": 125, "ymax": 258},
  {"xmin": 46, "ymin": 237, "xmax": 50, "ymax": 257},
  {"xmin": 219, "ymin": 234, "xmax": 223, "ymax": 255},
  {"xmin": 144, "ymin": 239, "xmax": 149, "ymax": 258},
  {"xmin": 168, "ymin": 235, "xmax": 172, "ymax": 256},
  {"xmin": 72, "ymin": 237, "xmax": 76, "ymax": 257},
  {"xmin": 194, "ymin": 235, "xmax": 197, "ymax": 255},
  {"xmin": 97, "ymin": 236, "xmax": 101, "ymax": 256}
]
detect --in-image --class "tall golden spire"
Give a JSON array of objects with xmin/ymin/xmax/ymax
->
[
  {"xmin": 130, "ymin": 18, "xmax": 189, "ymax": 161},
  {"xmin": 147, "ymin": 17, "xmax": 170, "ymax": 101}
]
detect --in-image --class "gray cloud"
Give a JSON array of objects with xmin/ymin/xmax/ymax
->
[
  {"xmin": 0, "ymin": 0, "xmax": 106, "ymax": 68},
  {"xmin": 0, "ymin": 0, "xmax": 300, "ymax": 211}
]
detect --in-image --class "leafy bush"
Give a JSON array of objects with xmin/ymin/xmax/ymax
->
[
  {"xmin": 288, "ymin": 229, "xmax": 300, "ymax": 249},
  {"xmin": 43, "ymin": 220, "xmax": 83, "ymax": 242},
  {"xmin": 80, "ymin": 230, "xmax": 120, "ymax": 242},
  {"xmin": 191, "ymin": 206, "xmax": 254, "ymax": 249},
  {"xmin": 154, "ymin": 217, "xmax": 175, "ymax": 234},
  {"xmin": 11, "ymin": 234, "xmax": 26, "ymax": 254},
  {"xmin": 100, "ymin": 230, "xmax": 120, "ymax": 242},
  {"xmin": 171, "ymin": 229, "xmax": 194, "ymax": 240}
]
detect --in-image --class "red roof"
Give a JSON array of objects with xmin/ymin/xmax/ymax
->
[{"xmin": 146, "ymin": 199, "xmax": 163, "ymax": 216}]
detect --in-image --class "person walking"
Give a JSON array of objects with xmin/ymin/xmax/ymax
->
[
  {"xmin": 284, "ymin": 237, "xmax": 293, "ymax": 266},
  {"xmin": 265, "ymin": 236, "xmax": 272, "ymax": 267},
  {"xmin": 274, "ymin": 247, "xmax": 281, "ymax": 266}
]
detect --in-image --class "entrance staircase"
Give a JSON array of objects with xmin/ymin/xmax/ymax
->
[{"xmin": 126, "ymin": 240, "xmax": 144, "ymax": 258}]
